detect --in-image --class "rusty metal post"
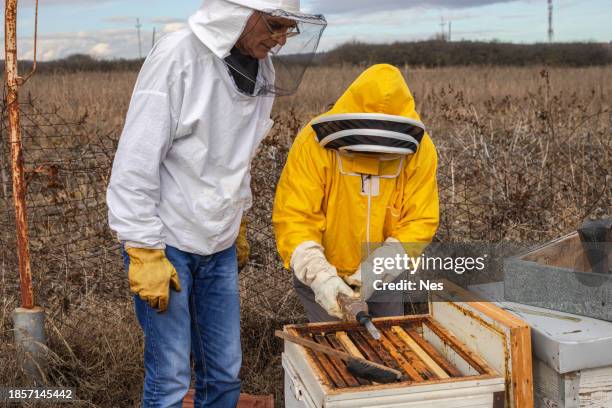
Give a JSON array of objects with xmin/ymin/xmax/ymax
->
[
  {"xmin": 5, "ymin": 0, "xmax": 34, "ymax": 309},
  {"xmin": 5, "ymin": 0, "xmax": 47, "ymax": 385}
]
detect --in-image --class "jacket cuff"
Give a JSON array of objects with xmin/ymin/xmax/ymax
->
[
  {"xmin": 290, "ymin": 241, "xmax": 337, "ymax": 287},
  {"xmin": 124, "ymin": 241, "xmax": 166, "ymax": 250},
  {"xmin": 385, "ymin": 236, "xmax": 401, "ymax": 245}
]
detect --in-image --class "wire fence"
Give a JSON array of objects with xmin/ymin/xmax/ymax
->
[
  {"xmin": 1, "ymin": 80, "xmax": 610, "ymax": 320},
  {"xmin": 0, "ymin": 94, "xmax": 119, "ymax": 310},
  {"xmin": 0, "ymin": 78, "xmax": 609, "ymax": 405},
  {"xmin": 0, "ymin": 92, "xmax": 302, "ymax": 319}
]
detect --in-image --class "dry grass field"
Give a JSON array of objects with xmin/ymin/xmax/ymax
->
[{"xmin": 0, "ymin": 65, "xmax": 610, "ymax": 407}]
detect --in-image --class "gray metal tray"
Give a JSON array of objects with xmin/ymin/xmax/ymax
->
[{"xmin": 504, "ymin": 256, "xmax": 612, "ymax": 322}]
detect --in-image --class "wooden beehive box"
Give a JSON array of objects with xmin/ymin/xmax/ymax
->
[
  {"xmin": 182, "ymin": 391, "xmax": 273, "ymax": 408},
  {"xmin": 431, "ymin": 280, "xmax": 534, "ymax": 408},
  {"xmin": 471, "ymin": 281, "xmax": 612, "ymax": 408},
  {"xmin": 282, "ymin": 315, "xmax": 505, "ymax": 408}
]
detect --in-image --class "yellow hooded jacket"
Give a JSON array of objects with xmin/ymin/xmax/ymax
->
[{"xmin": 273, "ymin": 64, "xmax": 439, "ymax": 277}]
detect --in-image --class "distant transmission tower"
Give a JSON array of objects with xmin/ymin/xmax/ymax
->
[
  {"xmin": 548, "ymin": 0, "xmax": 554, "ymax": 43},
  {"xmin": 439, "ymin": 17, "xmax": 447, "ymax": 41},
  {"xmin": 152, "ymin": 27, "xmax": 157, "ymax": 48},
  {"xmin": 136, "ymin": 18, "xmax": 143, "ymax": 58},
  {"xmin": 448, "ymin": 21, "xmax": 452, "ymax": 42}
]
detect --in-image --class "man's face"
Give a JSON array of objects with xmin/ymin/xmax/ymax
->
[{"xmin": 236, "ymin": 12, "xmax": 297, "ymax": 59}]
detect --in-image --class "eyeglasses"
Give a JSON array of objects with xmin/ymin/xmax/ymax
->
[{"xmin": 260, "ymin": 13, "xmax": 300, "ymax": 41}]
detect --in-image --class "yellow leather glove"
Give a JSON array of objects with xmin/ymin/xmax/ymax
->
[
  {"xmin": 236, "ymin": 217, "xmax": 250, "ymax": 270},
  {"xmin": 126, "ymin": 247, "xmax": 182, "ymax": 312}
]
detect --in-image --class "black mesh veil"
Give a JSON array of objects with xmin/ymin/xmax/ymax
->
[{"xmin": 225, "ymin": 9, "xmax": 327, "ymax": 96}]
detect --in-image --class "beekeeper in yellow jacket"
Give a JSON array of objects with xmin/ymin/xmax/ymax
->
[{"xmin": 273, "ymin": 64, "xmax": 439, "ymax": 322}]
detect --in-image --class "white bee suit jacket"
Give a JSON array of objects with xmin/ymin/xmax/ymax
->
[{"xmin": 107, "ymin": 0, "xmax": 275, "ymax": 256}]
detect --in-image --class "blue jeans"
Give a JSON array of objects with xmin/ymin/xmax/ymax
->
[{"xmin": 122, "ymin": 245, "xmax": 241, "ymax": 408}]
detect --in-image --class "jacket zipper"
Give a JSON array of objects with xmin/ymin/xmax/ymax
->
[{"xmin": 366, "ymin": 174, "xmax": 372, "ymax": 257}]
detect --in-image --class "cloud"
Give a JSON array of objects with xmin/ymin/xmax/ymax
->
[
  {"xmin": 103, "ymin": 16, "xmax": 185, "ymax": 26},
  {"xmin": 10, "ymin": 19, "xmax": 185, "ymax": 61},
  {"xmin": 14, "ymin": 27, "xmax": 144, "ymax": 60},
  {"xmin": 89, "ymin": 42, "xmax": 112, "ymax": 58},
  {"xmin": 104, "ymin": 16, "xmax": 139, "ymax": 24},
  {"xmin": 306, "ymin": 0, "xmax": 522, "ymax": 15},
  {"xmin": 4, "ymin": 0, "xmax": 601, "ymax": 60},
  {"xmin": 163, "ymin": 22, "xmax": 187, "ymax": 33},
  {"xmin": 328, "ymin": 9, "xmax": 475, "ymax": 27},
  {"xmin": 41, "ymin": 48, "xmax": 59, "ymax": 60},
  {"xmin": 497, "ymin": 13, "xmax": 533, "ymax": 19},
  {"xmin": 151, "ymin": 17, "xmax": 185, "ymax": 25},
  {"xmin": 16, "ymin": 0, "xmax": 125, "ymax": 7}
]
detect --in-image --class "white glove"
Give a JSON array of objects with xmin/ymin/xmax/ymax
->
[
  {"xmin": 343, "ymin": 268, "xmax": 362, "ymax": 288},
  {"xmin": 311, "ymin": 275, "xmax": 356, "ymax": 319},
  {"xmin": 291, "ymin": 241, "xmax": 357, "ymax": 319},
  {"xmin": 346, "ymin": 237, "xmax": 407, "ymax": 301}
]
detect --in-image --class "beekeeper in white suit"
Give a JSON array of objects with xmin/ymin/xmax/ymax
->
[{"xmin": 106, "ymin": 0, "xmax": 326, "ymax": 406}]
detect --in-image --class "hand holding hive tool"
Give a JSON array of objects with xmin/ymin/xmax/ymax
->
[
  {"xmin": 337, "ymin": 292, "xmax": 382, "ymax": 341},
  {"xmin": 275, "ymin": 330, "xmax": 403, "ymax": 383}
]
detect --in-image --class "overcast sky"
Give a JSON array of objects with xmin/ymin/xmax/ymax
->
[{"xmin": 2, "ymin": 0, "xmax": 610, "ymax": 60}]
